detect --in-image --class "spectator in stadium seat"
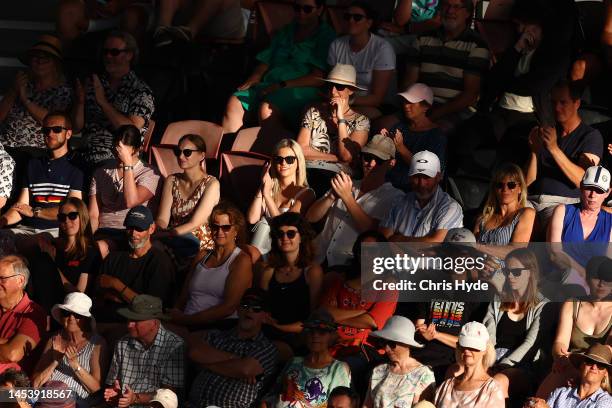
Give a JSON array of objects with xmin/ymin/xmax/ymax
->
[
  {"xmin": 0, "ymin": 255, "xmax": 47, "ymax": 375},
  {"xmin": 434, "ymin": 322, "xmax": 505, "ymax": 407},
  {"xmin": 30, "ymin": 197, "xmax": 101, "ymax": 312},
  {"xmin": 155, "ymin": 134, "xmax": 220, "ymax": 258},
  {"xmin": 327, "ymin": 386, "xmax": 360, "ymax": 408},
  {"xmin": 378, "ymin": 0, "xmax": 442, "ymax": 49},
  {"xmin": 548, "ymin": 166, "xmax": 612, "ymax": 276},
  {"xmin": 536, "ymin": 256, "xmax": 612, "ymax": 398},
  {"xmin": 525, "ymin": 80, "xmax": 604, "ymax": 229},
  {"xmin": 92, "ymin": 206, "xmax": 175, "ymax": 324},
  {"xmin": 32, "ymin": 292, "xmax": 108, "ymax": 406},
  {"xmin": 383, "ymin": 83, "xmax": 446, "ymax": 192},
  {"xmin": 153, "ymin": 0, "xmax": 245, "ymax": 46},
  {"xmin": 402, "ymin": 0, "xmax": 490, "ymax": 129},
  {"xmin": 379, "ymin": 150, "xmax": 462, "ymax": 242},
  {"xmin": 259, "ymin": 212, "xmax": 322, "ymax": 343},
  {"xmin": 0, "ymin": 35, "xmax": 72, "ymax": 160},
  {"xmin": 222, "ymin": 0, "xmax": 335, "ymax": 133},
  {"xmin": 104, "ymin": 295, "xmax": 184, "ymax": 407},
  {"xmin": 73, "ymin": 30, "xmax": 154, "ymax": 170},
  {"xmin": 262, "ymin": 310, "xmax": 351, "ymax": 408},
  {"xmin": 169, "ymin": 202, "xmax": 252, "ymax": 330},
  {"xmin": 364, "ymin": 316, "xmax": 435, "ymax": 408},
  {"xmin": 0, "ymin": 112, "xmax": 83, "ymax": 252},
  {"xmin": 89, "ymin": 125, "xmax": 160, "ymax": 257},
  {"xmin": 187, "ymin": 288, "xmax": 278, "ymax": 408},
  {"xmin": 482, "ymin": 248, "xmax": 552, "ymax": 399},
  {"xmin": 306, "ymin": 134, "xmax": 403, "ymax": 267},
  {"xmin": 248, "ymin": 139, "xmax": 314, "ymax": 261},
  {"xmin": 327, "ymin": 1, "xmax": 396, "ymax": 119}
]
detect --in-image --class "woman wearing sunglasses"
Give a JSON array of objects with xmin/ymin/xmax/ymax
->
[
  {"xmin": 89, "ymin": 125, "xmax": 160, "ymax": 257},
  {"xmin": 259, "ymin": 212, "xmax": 322, "ymax": 345},
  {"xmin": 31, "ymin": 198, "xmax": 100, "ymax": 311},
  {"xmin": 32, "ymin": 292, "xmax": 108, "ymax": 407},
  {"xmin": 156, "ymin": 134, "xmax": 220, "ymax": 258},
  {"xmin": 364, "ymin": 316, "xmax": 435, "ymax": 408},
  {"xmin": 327, "ymin": 1, "xmax": 396, "ymax": 119},
  {"xmin": 169, "ymin": 202, "xmax": 252, "ymax": 331},
  {"xmin": 222, "ymin": 0, "xmax": 335, "ymax": 133},
  {"xmin": 482, "ymin": 248, "xmax": 550, "ymax": 400},
  {"xmin": 248, "ymin": 139, "xmax": 314, "ymax": 261},
  {"xmin": 261, "ymin": 310, "xmax": 351, "ymax": 408}
]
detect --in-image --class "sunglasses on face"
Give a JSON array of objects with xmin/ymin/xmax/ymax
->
[
  {"xmin": 273, "ymin": 155, "xmax": 297, "ymax": 165},
  {"xmin": 127, "ymin": 226, "xmax": 148, "ymax": 233},
  {"xmin": 273, "ymin": 229, "xmax": 299, "ymax": 239},
  {"xmin": 42, "ymin": 126, "xmax": 67, "ymax": 135},
  {"xmin": 173, "ymin": 148, "xmax": 201, "ymax": 158},
  {"xmin": 103, "ymin": 48, "xmax": 128, "ymax": 56},
  {"xmin": 583, "ymin": 358, "xmax": 608, "ymax": 370},
  {"xmin": 372, "ymin": 338, "xmax": 399, "ymax": 349},
  {"xmin": 495, "ymin": 181, "xmax": 518, "ymax": 190},
  {"xmin": 293, "ymin": 4, "xmax": 315, "ymax": 14},
  {"xmin": 60, "ymin": 309, "xmax": 84, "ymax": 319},
  {"xmin": 211, "ymin": 223, "xmax": 233, "ymax": 233},
  {"xmin": 57, "ymin": 211, "xmax": 79, "ymax": 222},
  {"xmin": 328, "ymin": 83, "xmax": 349, "ymax": 92},
  {"xmin": 361, "ymin": 152, "xmax": 385, "ymax": 165},
  {"xmin": 502, "ymin": 267, "xmax": 528, "ymax": 277},
  {"xmin": 240, "ymin": 303, "xmax": 264, "ymax": 313},
  {"xmin": 343, "ymin": 12, "xmax": 367, "ymax": 22}
]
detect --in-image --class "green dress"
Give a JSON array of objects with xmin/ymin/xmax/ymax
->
[{"xmin": 235, "ymin": 21, "xmax": 336, "ymax": 124}]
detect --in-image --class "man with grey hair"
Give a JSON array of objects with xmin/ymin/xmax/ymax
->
[{"xmin": 0, "ymin": 255, "xmax": 46, "ymax": 374}]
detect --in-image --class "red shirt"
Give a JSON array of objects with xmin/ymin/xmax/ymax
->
[{"xmin": 0, "ymin": 293, "xmax": 47, "ymax": 374}]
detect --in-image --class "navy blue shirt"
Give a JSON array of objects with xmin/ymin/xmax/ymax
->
[{"xmin": 20, "ymin": 154, "xmax": 84, "ymax": 230}]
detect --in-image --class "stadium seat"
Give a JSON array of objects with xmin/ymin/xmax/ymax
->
[
  {"xmin": 158, "ymin": 120, "xmax": 224, "ymax": 159},
  {"xmin": 327, "ymin": 6, "xmax": 349, "ymax": 35},
  {"xmin": 231, "ymin": 125, "xmax": 294, "ymax": 154},
  {"xmin": 219, "ymin": 151, "xmax": 270, "ymax": 212}
]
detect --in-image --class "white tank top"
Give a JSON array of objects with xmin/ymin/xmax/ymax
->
[{"xmin": 184, "ymin": 247, "xmax": 242, "ymax": 316}]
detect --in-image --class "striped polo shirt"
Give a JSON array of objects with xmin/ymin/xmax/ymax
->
[{"xmin": 406, "ymin": 28, "xmax": 490, "ymax": 105}]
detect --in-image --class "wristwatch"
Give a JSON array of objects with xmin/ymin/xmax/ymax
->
[
  {"xmin": 123, "ymin": 165, "xmax": 134, "ymax": 171},
  {"xmin": 338, "ymin": 119, "xmax": 348, "ymax": 125}
]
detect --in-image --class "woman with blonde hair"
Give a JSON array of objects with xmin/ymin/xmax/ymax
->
[
  {"xmin": 483, "ymin": 248, "xmax": 551, "ymax": 399},
  {"xmin": 247, "ymin": 138, "xmax": 315, "ymax": 261},
  {"xmin": 435, "ymin": 322, "xmax": 505, "ymax": 407}
]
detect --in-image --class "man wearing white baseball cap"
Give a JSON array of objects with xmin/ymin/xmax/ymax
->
[
  {"xmin": 380, "ymin": 150, "xmax": 463, "ymax": 242},
  {"xmin": 149, "ymin": 388, "xmax": 177, "ymax": 408},
  {"xmin": 549, "ymin": 165, "xmax": 612, "ymax": 270}
]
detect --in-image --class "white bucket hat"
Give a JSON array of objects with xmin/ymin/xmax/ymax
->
[
  {"xmin": 51, "ymin": 292, "xmax": 95, "ymax": 327},
  {"xmin": 369, "ymin": 316, "xmax": 423, "ymax": 348},
  {"xmin": 322, "ymin": 64, "xmax": 367, "ymax": 90},
  {"xmin": 151, "ymin": 389, "xmax": 178, "ymax": 408},
  {"xmin": 458, "ymin": 321, "xmax": 489, "ymax": 351}
]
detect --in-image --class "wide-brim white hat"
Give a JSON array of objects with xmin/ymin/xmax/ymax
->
[
  {"xmin": 322, "ymin": 63, "xmax": 367, "ymax": 90},
  {"xmin": 51, "ymin": 292, "xmax": 95, "ymax": 328},
  {"xmin": 370, "ymin": 316, "xmax": 423, "ymax": 348}
]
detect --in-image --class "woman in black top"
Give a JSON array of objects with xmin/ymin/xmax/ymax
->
[
  {"xmin": 259, "ymin": 212, "xmax": 323, "ymax": 340},
  {"xmin": 32, "ymin": 197, "xmax": 101, "ymax": 310}
]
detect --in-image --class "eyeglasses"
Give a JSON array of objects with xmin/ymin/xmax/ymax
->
[
  {"xmin": 240, "ymin": 303, "xmax": 264, "ymax": 313},
  {"xmin": 343, "ymin": 12, "xmax": 367, "ymax": 22},
  {"xmin": 0, "ymin": 274, "xmax": 19, "ymax": 282},
  {"xmin": 583, "ymin": 358, "xmax": 608, "ymax": 370},
  {"xmin": 502, "ymin": 267, "xmax": 528, "ymax": 277},
  {"xmin": 328, "ymin": 83, "xmax": 349, "ymax": 92},
  {"xmin": 103, "ymin": 48, "xmax": 129, "ymax": 56},
  {"xmin": 495, "ymin": 181, "xmax": 518, "ymax": 190},
  {"xmin": 126, "ymin": 226, "xmax": 149, "ymax": 233},
  {"xmin": 273, "ymin": 229, "xmax": 299, "ymax": 239},
  {"xmin": 293, "ymin": 4, "xmax": 315, "ymax": 14},
  {"xmin": 57, "ymin": 212, "xmax": 79, "ymax": 222},
  {"xmin": 361, "ymin": 152, "xmax": 386, "ymax": 165},
  {"xmin": 60, "ymin": 309, "xmax": 85, "ymax": 319},
  {"xmin": 272, "ymin": 155, "xmax": 297, "ymax": 165},
  {"xmin": 42, "ymin": 126, "xmax": 67, "ymax": 135},
  {"xmin": 591, "ymin": 278, "xmax": 612, "ymax": 287},
  {"xmin": 173, "ymin": 148, "xmax": 201, "ymax": 158},
  {"xmin": 211, "ymin": 224, "xmax": 233, "ymax": 232}
]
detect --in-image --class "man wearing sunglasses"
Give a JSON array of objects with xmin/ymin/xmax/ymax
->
[
  {"xmin": 188, "ymin": 288, "xmax": 278, "ymax": 408},
  {"xmin": 93, "ymin": 206, "xmax": 174, "ymax": 324},
  {"xmin": 380, "ymin": 150, "xmax": 462, "ymax": 243},
  {"xmin": 0, "ymin": 111, "xmax": 83, "ymax": 253},
  {"xmin": 307, "ymin": 134, "xmax": 403, "ymax": 267}
]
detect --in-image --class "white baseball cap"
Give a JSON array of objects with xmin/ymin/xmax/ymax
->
[
  {"xmin": 398, "ymin": 83, "xmax": 434, "ymax": 105},
  {"xmin": 444, "ymin": 228, "xmax": 476, "ymax": 244},
  {"xmin": 581, "ymin": 166, "xmax": 611, "ymax": 193},
  {"xmin": 458, "ymin": 321, "xmax": 489, "ymax": 351},
  {"xmin": 408, "ymin": 150, "xmax": 441, "ymax": 178},
  {"xmin": 151, "ymin": 389, "xmax": 178, "ymax": 408}
]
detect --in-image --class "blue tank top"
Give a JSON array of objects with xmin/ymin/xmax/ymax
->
[{"xmin": 561, "ymin": 203, "xmax": 612, "ymax": 267}]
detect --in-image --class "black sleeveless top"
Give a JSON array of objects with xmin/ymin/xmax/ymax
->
[{"xmin": 268, "ymin": 268, "xmax": 311, "ymax": 325}]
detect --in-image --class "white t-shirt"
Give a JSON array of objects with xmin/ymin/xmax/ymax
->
[{"xmin": 328, "ymin": 34, "xmax": 396, "ymax": 96}]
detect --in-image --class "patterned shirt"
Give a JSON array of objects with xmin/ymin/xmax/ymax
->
[
  {"xmin": 368, "ymin": 364, "xmax": 435, "ymax": 408},
  {"xmin": 83, "ymin": 71, "xmax": 154, "ymax": 165},
  {"xmin": 434, "ymin": 377, "xmax": 505, "ymax": 408},
  {"xmin": 188, "ymin": 329, "xmax": 278, "ymax": 408},
  {"xmin": 547, "ymin": 387, "xmax": 612, "ymax": 408},
  {"xmin": 380, "ymin": 186, "xmax": 463, "ymax": 238},
  {"xmin": 0, "ymin": 146, "xmax": 15, "ymax": 198},
  {"xmin": 106, "ymin": 325, "xmax": 184, "ymax": 408},
  {"xmin": 0, "ymin": 81, "xmax": 72, "ymax": 148}
]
